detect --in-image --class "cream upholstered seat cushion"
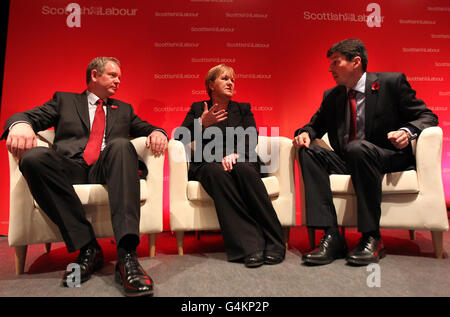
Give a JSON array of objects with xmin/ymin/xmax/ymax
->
[
  {"xmin": 34, "ymin": 180, "xmax": 149, "ymax": 208},
  {"xmin": 330, "ymin": 170, "xmax": 419, "ymax": 194},
  {"xmin": 186, "ymin": 176, "xmax": 280, "ymax": 202}
]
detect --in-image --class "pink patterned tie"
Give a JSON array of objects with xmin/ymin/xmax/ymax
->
[{"xmin": 348, "ymin": 89, "xmax": 357, "ymax": 141}]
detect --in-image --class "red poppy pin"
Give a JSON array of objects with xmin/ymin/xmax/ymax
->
[
  {"xmin": 111, "ymin": 105, "xmax": 118, "ymax": 109},
  {"xmin": 371, "ymin": 82, "xmax": 379, "ymax": 92}
]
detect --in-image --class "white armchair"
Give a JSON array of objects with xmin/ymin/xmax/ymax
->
[
  {"xmin": 8, "ymin": 130, "xmax": 165, "ymax": 274},
  {"xmin": 168, "ymin": 136, "xmax": 297, "ymax": 255},
  {"xmin": 296, "ymin": 127, "xmax": 448, "ymax": 258}
]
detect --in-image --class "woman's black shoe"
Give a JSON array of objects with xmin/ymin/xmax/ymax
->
[
  {"xmin": 244, "ymin": 252, "xmax": 264, "ymax": 268},
  {"xmin": 264, "ymin": 254, "xmax": 284, "ymax": 265}
]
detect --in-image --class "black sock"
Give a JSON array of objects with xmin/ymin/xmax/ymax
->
[
  {"xmin": 80, "ymin": 239, "xmax": 100, "ymax": 252},
  {"xmin": 363, "ymin": 230, "xmax": 381, "ymax": 240},
  {"xmin": 117, "ymin": 234, "xmax": 139, "ymax": 260},
  {"xmin": 324, "ymin": 227, "xmax": 340, "ymax": 236}
]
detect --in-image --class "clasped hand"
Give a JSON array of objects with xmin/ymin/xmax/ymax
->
[
  {"xmin": 292, "ymin": 132, "xmax": 310, "ymax": 149},
  {"xmin": 222, "ymin": 153, "xmax": 239, "ymax": 171},
  {"xmin": 293, "ymin": 130, "xmax": 409, "ymax": 150},
  {"xmin": 387, "ymin": 130, "xmax": 409, "ymax": 149}
]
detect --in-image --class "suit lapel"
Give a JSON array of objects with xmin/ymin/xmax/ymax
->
[
  {"xmin": 335, "ymin": 86, "xmax": 347, "ymax": 152},
  {"xmin": 364, "ymin": 72, "xmax": 379, "ymax": 140},
  {"xmin": 75, "ymin": 92, "xmax": 90, "ymax": 131},
  {"xmin": 105, "ymin": 98, "xmax": 119, "ymax": 137}
]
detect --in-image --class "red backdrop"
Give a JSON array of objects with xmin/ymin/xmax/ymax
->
[{"xmin": 1, "ymin": 0, "xmax": 449, "ymax": 233}]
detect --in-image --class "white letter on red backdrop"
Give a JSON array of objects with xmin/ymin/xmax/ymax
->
[
  {"xmin": 66, "ymin": 3, "xmax": 81, "ymax": 28},
  {"xmin": 366, "ymin": 3, "xmax": 381, "ymax": 28}
]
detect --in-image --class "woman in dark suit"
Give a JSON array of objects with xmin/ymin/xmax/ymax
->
[{"xmin": 176, "ymin": 64, "xmax": 285, "ymax": 267}]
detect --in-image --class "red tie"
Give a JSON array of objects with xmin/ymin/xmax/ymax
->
[
  {"xmin": 83, "ymin": 99, "xmax": 105, "ymax": 165},
  {"xmin": 348, "ymin": 89, "xmax": 357, "ymax": 141}
]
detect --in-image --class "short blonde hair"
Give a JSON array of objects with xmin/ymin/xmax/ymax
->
[{"xmin": 205, "ymin": 64, "xmax": 235, "ymax": 97}]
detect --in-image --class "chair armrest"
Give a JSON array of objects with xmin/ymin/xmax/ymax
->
[
  {"xmin": 415, "ymin": 127, "xmax": 444, "ymax": 193},
  {"xmin": 8, "ymin": 130, "xmax": 55, "ymax": 241},
  {"xmin": 130, "ymin": 136, "xmax": 165, "ymax": 191},
  {"xmin": 8, "ymin": 151, "xmax": 36, "ymax": 246},
  {"xmin": 412, "ymin": 126, "xmax": 448, "ymax": 230},
  {"xmin": 130, "ymin": 137, "xmax": 165, "ymax": 233},
  {"xmin": 168, "ymin": 139, "xmax": 189, "ymax": 202},
  {"xmin": 264, "ymin": 136, "xmax": 296, "ymax": 197},
  {"xmin": 258, "ymin": 136, "xmax": 297, "ymax": 226},
  {"xmin": 253, "ymin": 136, "xmax": 296, "ymax": 195}
]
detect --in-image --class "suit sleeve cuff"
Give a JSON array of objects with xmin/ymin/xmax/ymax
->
[{"xmin": 153, "ymin": 128, "xmax": 168, "ymax": 140}]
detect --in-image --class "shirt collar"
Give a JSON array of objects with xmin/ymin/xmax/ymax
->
[
  {"xmin": 351, "ymin": 72, "xmax": 366, "ymax": 94},
  {"xmin": 86, "ymin": 90, "xmax": 104, "ymax": 106}
]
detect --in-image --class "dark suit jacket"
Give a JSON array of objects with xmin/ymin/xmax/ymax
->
[
  {"xmin": 294, "ymin": 72, "xmax": 438, "ymax": 158},
  {"xmin": 175, "ymin": 100, "xmax": 261, "ymax": 178},
  {"xmin": 2, "ymin": 91, "xmax": 165, "ymax": 164}
]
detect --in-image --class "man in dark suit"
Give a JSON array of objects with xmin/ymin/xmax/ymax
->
[
  {"xmin": 293, "ymin": 39, "xmax": 438, "ymax": 266},
  {"xmin": 2, "ymin": 57, "xmax": 168, "ymax": 296}
]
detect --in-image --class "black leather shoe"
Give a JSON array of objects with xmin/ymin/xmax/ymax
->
[
  {"xmin": 115, "ymin": 253, "xmax": 154, "ymax": 297},
  {"xmin": 264, "ymin": 254, "xmax": 284, "ymax": 265},
  {"xmin": 302, "ymin": 233, "xmax": 348, "ymax": 265},
  {"xmin": 244, "ymin": 252, "xmax": 264, "ymax": 268},
  {"xmin": 346, "ymin": 236, "xmax": 385, "ymax": 265},
  {"xmin": 62, "ymin": 246, "xmax": 103, "ymax": 287}
]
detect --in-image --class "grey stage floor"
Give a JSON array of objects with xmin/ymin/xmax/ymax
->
[{"xmin": 0, "ymin": 226, "xmax": 449, "ymax": 300}]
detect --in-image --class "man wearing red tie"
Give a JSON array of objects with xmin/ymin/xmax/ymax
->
[
  {"xmin": 2, "ymin": 57, "xmax": 167, "ymax": 296},
  {"xmin": 293, "ymin": 39, "xmax": 438, "ymax": 266}
]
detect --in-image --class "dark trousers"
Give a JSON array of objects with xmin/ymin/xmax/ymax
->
[
  {"xmin": 298, "ymin": 140, "xmax": 414, "ymax": 233},
  {"xmin": 19, "ymin": 138, "xmax": 141, "ymax": 253},
  {"xmin": 192, "ymin": 162, "xmax": 285, "ymax": 261}
]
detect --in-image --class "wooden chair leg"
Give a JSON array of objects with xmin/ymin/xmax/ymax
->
[
  {"xmin": 307, "ymin": 227, "xmax": 316, "ymax": 250},
  {"xmin": 148, "ymin": 233, "xmax": 157, "ymax": 258},
  {"xmin": 175, "ymin": 231, "xmax": 184, "ymax": 255},
  {"xmin": 431, "ymin": 231, "xmax": 444, "ymax": 259},
  {"xmin": 282, "ymin": 227, "xmax": 290, "ymax": 249},
  {"xmin": 409, "ymin": 230, "xmax": 416, "ymax": 240},
  {"xmin": 44, "ymin": 243, "xmax": 51, "ymax": 253},
  {"xmin": 15, "ymin": 246, "xmax": 28, "ymax": 275}
]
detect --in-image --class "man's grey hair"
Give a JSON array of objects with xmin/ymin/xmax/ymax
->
[{"xmin": 86, "ymin": 57, "xmax": 120, "ymax": 84}]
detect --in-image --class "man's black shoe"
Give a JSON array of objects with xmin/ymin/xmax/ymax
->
[
  {"xmin": 62, "ymin": 246, "xmax": 103, "ymax": 286},
  {"xmin": 302, "ymin": 233, "xmax": 347, "ymax": 265},
  {"xmin": 115, "ymin": 253, "xmax": 154, "ymax": 297},
  {"xmin": 346, "ymin": 235, "xmax": 385, "ymax": 265}
]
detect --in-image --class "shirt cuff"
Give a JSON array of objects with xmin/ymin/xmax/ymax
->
[
  {"xmin": 399, "ymin": 127, "xmax": 417, "ymax": 140},
  {"xmin": 9, "ymin": 121, "xmax": 32, "ymax": 131}
]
